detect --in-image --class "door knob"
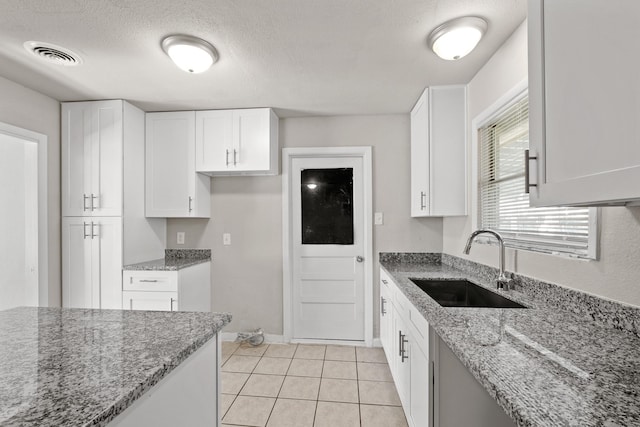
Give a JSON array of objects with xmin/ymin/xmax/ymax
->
[{"xmin": 356, "ymin": 256, "xmax": 364, "ymax": 263}]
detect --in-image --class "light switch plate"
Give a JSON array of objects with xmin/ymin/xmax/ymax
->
[
  {"xmin": 374, "ymin": 212, "xmax": 384, "ymax": 225},
  {"xmin": 176, "ymin": 232, "xmax": 185, "ymax": 245},
  {"xmin": 223, "ymin": 233, "xmax": 231, "ymax": 246}
]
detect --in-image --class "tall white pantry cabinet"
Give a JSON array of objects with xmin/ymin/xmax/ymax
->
[{"xmin": 62, "ymin": 100, "xmax": 166, "ymax": 309}]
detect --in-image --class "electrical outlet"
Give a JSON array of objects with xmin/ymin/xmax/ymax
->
[
  {"xmin": 176, "ymin": 232, "xmax": 185, "ymax": 245},
  {"xmin": 223, "ymin": 233, "xmax": 231, "ymax": 246},
  {"xmin": 374, "ymin": 212, "xmax": 384, "ymax": 225}
]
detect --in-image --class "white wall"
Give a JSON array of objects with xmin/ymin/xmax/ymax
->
[
  {"xmin": 443, "ymin": 20, "xmax": 640, "ymax": 307},
  {"xmin": 0, "ymin": 75, "xmax": 61, "ymax": 307},
  {"xmin": 168, "ymin": 115, "xmax": 443, "ymax": 334}
]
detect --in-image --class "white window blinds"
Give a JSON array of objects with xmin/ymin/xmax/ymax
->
[{"xmin": 478, "ymin": 93, "xmax": 596, "ymax": 258}]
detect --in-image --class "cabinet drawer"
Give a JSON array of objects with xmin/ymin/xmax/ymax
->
[
  {"xmin": 122, "ymin": 291, "xmax": 178, "ymax": 311},
  {"xmin": 123, "ymin": 271, "xmax": 178, "ymax": 292}
]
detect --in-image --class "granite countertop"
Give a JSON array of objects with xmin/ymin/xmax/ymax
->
[
  {"xmin": 380, "ymin": 256, "xmax": 640, "ymax": 427},
  {"xmin": 0, "ymin": 307, "xmax": 231, "ymax": 427},
  {"xmin": 123, "ymin": 249, "xmax": 211, "ymax": 271}
]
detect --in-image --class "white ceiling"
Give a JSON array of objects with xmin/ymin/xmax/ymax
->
[{"xmin": 0, "ymin": 0, "xmax": 526, "ymax": 117}]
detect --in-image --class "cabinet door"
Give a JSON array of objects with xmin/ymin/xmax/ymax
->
[
  {"xmin": 91, "ymin": 101, "xmax": 123, "ymax": 216},
  {"xmin": 93, "ymin": 217, "xmax": 123, "ymax": 309},
  {"xmin": 195, "ymin": 110, "xmax": 233, "ymax": 172},
  {"xmin": 529, "ymin": 0, "xmax": 640, "ymax": 206},
  {"xmin": 146, "ymin": 111, "xmax": 197, "ymax": 217},
  {"xmin": 123, "ymin": 291, "xmax": 178, "ymax": 311},
  {"xmin": 233, "ymin": 109, "xmax": 272, "ymax": 172},
  {"xmin": 62, "ymin": 103, "xmax": 93, "ymax": 216},
  {"xmin": 380, "ymin": 281, "xmax": 393, "ymax": 362},
  {"xmin": 62, "ymin": 218, "xmax": 94, "ymax": 308},
  {"xmin": 408, "ymin": 333, "xmax": 431, "ymax": 427},
  {"xmin": 410, "ymin": 90, "xmax": 430, "ymax": 217},
  {"xmin": 394, "ymin": 315, "xmax": 411, "ymax": 409}
]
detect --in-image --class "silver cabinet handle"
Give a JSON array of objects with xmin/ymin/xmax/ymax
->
[
  {"xmin": 420, "ymin": 191, "xmax": 427, "ymax": 210},
  {"xmin": 233, "ymin": 149, "xmax": 237, "ymax": 166},
  {"xmin": 398, "ymin": 330, "xmax": 403, "ymax": 357},
  {"xmin": 129, "ymin": 298, "xmax": 133, "ymax": 310},
  {"xmin": 401, "ymin": 333, "xmax": 409, "ymax": 363},
  {"xmin": 139, "ymin": 279, "xmax": 158, "ymax": 283},
  {"xmin": 90, "ymin": 222, "xmax": 97, "ymax": 239},
  {"xmin": 524, "ymin": 149, "xmax": 538, "ymax": 194},
  {"xmin": 356, "ymin": 256, "xmax": 364, "ymax": 263},
  {"xmin": 188, "ymin": 196, "xmax": 193, "ymax": 213},
  {"xmin": 381, "ymin": 279, "xmax": 388, "ymax": 285},
  {"xmin": 170, "ymin": 298, "xmax": 176, "ymax": 312},
  {"xmin": 83, "ymin": 222, "xmax": 90, "ymax": 239},
  {"xmin": 381, "ymin": 296, "xmax": 386, "ymax": 315},
  {"xmin": 225, "ymin": 149, "xmax": 230, "ymax": 166},
  {"xmin": 83, "ymin": 194, "xmax": 90, "ymax": 211},
  {"xmin": 91, "ymin": 193, "xmax": 97, "ymax": 211}
]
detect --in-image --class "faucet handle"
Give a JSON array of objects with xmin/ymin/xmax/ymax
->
[{"xmin": 496, "ymin": 275, "xmax": 514, "ymax": 291}]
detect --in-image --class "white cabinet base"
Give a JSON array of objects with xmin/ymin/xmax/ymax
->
[{"xmin": 110, "ymin": 335, "xmax": 219, "ymax": 427}]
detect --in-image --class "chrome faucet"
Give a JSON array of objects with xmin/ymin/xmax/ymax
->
[{"xmin": 463, "ymin": 229, "xmax": 513, "ymax": 290}]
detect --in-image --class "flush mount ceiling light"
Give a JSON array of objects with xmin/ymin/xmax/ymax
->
[
  {"xmin": 161, "ymin": 35, "xmax": 218, "ymax": 73},
  {"xmin": 427, "ymin": 17, "xmax": 487, "ymax": 61}
]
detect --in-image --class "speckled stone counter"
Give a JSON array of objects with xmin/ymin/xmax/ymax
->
[
  {"xmin": 123, "ymin": 249, "xmax": 211, "ymax": 271},
  {"xmin": 380, "ymin": 253, "xmax": 640, "ymax": 427},
  {"xmin": 0, "ymin": 307, "xmax": 231, "ymax": 427}
]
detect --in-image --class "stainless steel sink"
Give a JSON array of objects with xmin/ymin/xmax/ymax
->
[{"xmin": 410, "ymin": 279, "xmax": 527, "ymax": 308}]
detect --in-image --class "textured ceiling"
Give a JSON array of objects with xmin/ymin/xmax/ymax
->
[{"xmin": 0, "ymin": 0, "xmax": 526, "ymax": 117}]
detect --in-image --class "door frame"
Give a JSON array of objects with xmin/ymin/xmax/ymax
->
[
  {"xmin": 282, "ymin": 146, "xmax": 373, "ymax": 346},
  {"xmin": 0, "ymin": 121, "xmax": 48, "ymax": 307}
]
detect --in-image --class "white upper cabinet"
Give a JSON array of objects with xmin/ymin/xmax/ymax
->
[
  {"xmin": 145, "ymin": 111, "xmax": 210, "ymax": 218},
  {"xmin": 62, "ymin": 100, "xmax": 123, "ymax": 216},
  {"xmin": 528, "ymin": 0, "xmax": 640, "ymax": 206},
  {"xmin": 195, "ymin": 108, "xmax": 279, "ymax": 176},
  {"xmin": 410, "ymin": 86, "xmax": 467, "ymax": 217}
]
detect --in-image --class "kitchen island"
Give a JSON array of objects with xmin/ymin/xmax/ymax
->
[{"xmin": 0, "ymin": 307, "xmax": 231, "ymax": 426}]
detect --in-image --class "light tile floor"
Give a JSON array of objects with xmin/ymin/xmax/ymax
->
[{"xmin": 221, "ymin": 342, "xmax": 408, "ymax": 427}]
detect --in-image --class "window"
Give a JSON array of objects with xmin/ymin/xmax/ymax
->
[{"xmin": 478, "ymin": 91, "xmax": 597, "ymax": 259}]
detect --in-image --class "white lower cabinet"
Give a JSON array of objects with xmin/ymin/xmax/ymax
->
[
  {"xmin": 62, "ymin": 217, "xmax": 123, "ymax": 309},
  {"xmin": 122, "ymin": 262, "xmax": 211, "ymax": 312},
  {"xmin": 380, "ymin": 269, "xmax": 432, "ymax": 427},
  {"xmin": 380, "ymin": 268, "xmax": 517, "ymax": 427}
]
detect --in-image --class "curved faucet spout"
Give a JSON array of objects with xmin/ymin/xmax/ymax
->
[{"xmin": 463, "ymin": 229, "xmax": 512, "ymax": 290}]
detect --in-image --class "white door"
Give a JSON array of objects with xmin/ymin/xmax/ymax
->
[
  {"xmin": 62, "ymin": 102, "xmax": 92, "ymax": 216},
  {"xmin": 234, "ymin": 109, "xmax": 270, "ymax": 172},
  {"xmin": 94, "ymin": 217, "xmax": 123, "ymax": 309},
  {"xmin": 145, "ymin": 111, "xmax": 195, "ymax": 217},
  {"xmin": 195, "ymin": 110, "xmax": 233, "ymax": 172},
  {"xmin": 291, "ymin": 156, "xmax": 365, "ymax": 341},
  {"xmin": 62, "ymin": 217, "xmax": 94, "ymax": 308},
  {"xmin": 0, "ymin": 132, "xmax": 39, "ymax": 310},
  {"xmin": 91, "ymin": 101, "xmax": 123, "ymax": 216}
]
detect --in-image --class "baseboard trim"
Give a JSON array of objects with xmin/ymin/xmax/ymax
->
[{"xmin": 221, "ymin": 332, "xmax": 380, "ymax": 347}]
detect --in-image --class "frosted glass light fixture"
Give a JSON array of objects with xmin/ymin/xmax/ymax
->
[
  {"xmin": 428, "ymin": 17, "xmax": 487, "ymax": 61},
  {"xmin": 161, "ymin": 35, "xmax": 218, "ymax": 73}
]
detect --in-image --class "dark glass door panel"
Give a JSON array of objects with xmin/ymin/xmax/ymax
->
[{"xmin": 301, "ymin": 168, "xmax": 354, "ymax": 245}]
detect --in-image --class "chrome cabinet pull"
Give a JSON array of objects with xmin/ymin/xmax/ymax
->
[
  {"xmin": 90, "ymin": 222, "xmax": 97, "ymax": 239},
  {"xmin": 381, "ymin": 279, "xmax": 388, "ymax": 285},
  {"xmin": 83, "ymin": 222, "xmax": 90, "ymax": 239},
  {"xmin": 83, "ymin": 194, "xmax": 90, "ymax": 211},
  {"xmin": 525, "ymin": 149, "xmax": 538, "ymax": 194},
  {"xmin": 139, "ymin": 279, "xmax": 158, "ymax": 283},
  {"xmin": 398, "ymin": 330, "xmax": 403, "ymax": 357},
  {"xmin": 225, "ymin": 149, "xmax": 230, "ymax": 166},
  {"xmin": 381, "ymin": 297, "xmax": 386, "ymax": 315},
  {"xmin": 129, "ymin": 299, "xmax": 133, "ymax": 310},
  {"xmin": 420, "ymin": 191, "xmax": 427, "ymax": 210},
  {"xmin": 401, "ymin": 333, "xmax": 409, "ymax": 363},
  {"xmin": 91, "ymin": 193, "xmax": 97, "ymax": 211},
  {"xmin": 188, "ymin": 196, "xmax": 193, "ymax": 213},
  {"xmin": 233, "ymin": 149, "xmax": 237, "ymax": 166},
  {"xmin": 170, "ymin": 298, "xmax": 176, "ymax": 312}
]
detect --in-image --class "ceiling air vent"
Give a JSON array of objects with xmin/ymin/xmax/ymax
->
[{"xmin": 23, "ymin": 41, "xmax": 83, "ymax": 66}]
